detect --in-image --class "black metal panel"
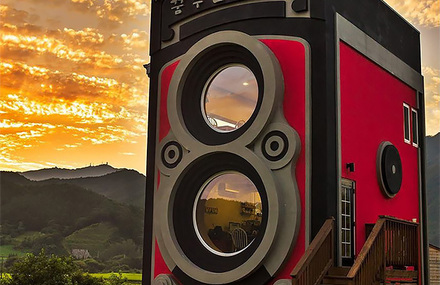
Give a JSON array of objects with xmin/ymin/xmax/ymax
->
[
  {"xmin": 292, "ymin": 0, "xmax": 307, "ymax": 12},
  {"xmin": 180, "ymin": 2, "xmax": 286, "ymax": 40},
  {"xmin": 326, "ymin": 0, "xmax": 421, "ymax": 72},
  {"xmin": 418, "ymin": 91, "xmax": 430, "ymax": 285},
  {"xmin": 150, "ymin": 0, "xmax": 164, "ymax": 54},
  {"xmin": 161, "ymin": 0, "xmax": 244, "ymax": 42},
  {"xmin": 142, "ymin": 58, "xmax": 160, "ymax": 285}
]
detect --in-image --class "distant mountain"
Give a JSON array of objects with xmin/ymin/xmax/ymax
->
[
  {"xmin": 41, "ymin": 169, "xmax": 146, "ymax": 208},
  {"xmin": 426, "ymin": 133, "xmax": 440, "ymax": 247},
  {"xmin": 20, "ymin": 164, "xmax": 118, "ymax": 181},
  {"xmin": 0, "ymin": 172, "xmax": 144, "ymax": 244}
]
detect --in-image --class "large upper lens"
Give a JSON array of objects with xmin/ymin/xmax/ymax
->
[
  {"xmin": 202, "ymin": 66, "xmax": 258, "ymax": 133},
  {"xmin": 194, "ymin": 172, "xmax": 263, "ymax": 256}
]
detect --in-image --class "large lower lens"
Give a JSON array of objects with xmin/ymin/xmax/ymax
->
[{"xmin": 193, "ymin": 172, "xmax": 263, "ymax": 256}]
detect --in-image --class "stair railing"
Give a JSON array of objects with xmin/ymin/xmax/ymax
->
[
  {"xmin": 382, "ymin": 215, "xmax": 419, "ymax": 270},
  {"xmin": 291, "ymin": 217, "xmax": 335, "ymax": 285},
  {"xmin": 347, "ymin": 216, "xmax": 419, "ymax": 285}
]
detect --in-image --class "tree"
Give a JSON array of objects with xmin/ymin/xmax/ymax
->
[{"xmin": 0, "ymin": 250, "xmax": 102, "ymax": 285}]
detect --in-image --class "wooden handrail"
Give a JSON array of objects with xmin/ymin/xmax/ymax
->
[
  {"xmin": 347, "ymin": 216, "xmax": 419, "ymax": 285},
  {"xmin": 291, "ymin": 217, "xmax": 335, "ymax": 285},
  {"xmin": 347, "ymin": 218, "xmax": 386, "ymax": 285},
  {"xmin": 379, "ymin": 215, "xmax": 419, "ymax": 226},
  {"xmin": 382, "ymin": 216, "xmax": 418, "ymax": 269}
]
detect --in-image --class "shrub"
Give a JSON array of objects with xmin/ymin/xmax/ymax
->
[{"xmin": 0, "ymin": 250, "xmax": 102, "ymax": 285}]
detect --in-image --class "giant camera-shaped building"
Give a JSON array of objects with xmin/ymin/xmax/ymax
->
[{"xmin": 143, "ymin": 0, "xmax": 428, "ymax": 284}]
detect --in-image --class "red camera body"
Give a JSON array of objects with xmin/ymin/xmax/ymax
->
[{"xmin": 143, "ymin": 0, "xmax": 428, "ymax": 284}]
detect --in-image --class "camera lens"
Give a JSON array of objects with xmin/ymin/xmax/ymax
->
[
  {"xmin": 193, "ymin": 172, "xmax": 263, "ymax": 256},
  {"xmin": 202, "ymin": 65, "xmax": 258, "ymax": 133}
]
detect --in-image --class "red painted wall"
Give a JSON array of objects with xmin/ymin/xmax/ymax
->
[
  {"xmin": 154, "ymin": 61, "xmax": 178, "ymax": 277},
  {"xmin": 154, "ymin": 39, "xmax": 308, "ymax": 282},
  {"xmin": 261, "ymin": 39, "xmax": 307, "ymax": 281},
  {"xmin": 339, "ymin": 42, "xmax": 420, "ymax": 255}
]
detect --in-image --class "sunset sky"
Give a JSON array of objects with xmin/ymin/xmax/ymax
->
[{"xmin": 0, "ymin": 0, "xmax": 438, "ymax": 175}]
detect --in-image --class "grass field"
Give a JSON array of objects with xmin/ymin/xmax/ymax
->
[
  {"xmin": 0, "ymin": 273, "xmax": 141, "ymax": 282},
  {"xmin": 90, "ymin": 272, "xmax": 142, "ymax": 282},
  {"xmin": 14, "ymin": 231, "xmax": 45, "ymax": 243},
  {"xmin": 64, "ymin": 223, "xmax": 118, "ymax": 256},
  {"xmin": 0, "ymin": 245, "xmax": 26, "ymax": 259}
]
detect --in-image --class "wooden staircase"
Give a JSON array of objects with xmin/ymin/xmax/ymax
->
[{"xmin": 291, "ymin": 216, "xmax": 419, "ymax": 285}]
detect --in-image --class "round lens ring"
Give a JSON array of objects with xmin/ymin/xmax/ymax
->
[
  {"xmin": 193, "ymin": 172, "xmax": 263, "ymax": 256},
  {"xmin": 202, "ymin": 65, "xmax": 258, "ymax": 133}
]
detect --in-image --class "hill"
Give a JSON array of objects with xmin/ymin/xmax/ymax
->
[
  {"xmin": 1, "ymin": 172, "xmax": 143, "ymax": 241},
  {"xmin": 40, "ymin": 169, "xmax": 146, "ymax": 208},
  {"xmin": 0, "ymin": 172, "xmax": 144, "ymax": 263},
  {"xmin": 0, "ymin": 171, "xmax": 31, "ymax": 185},
  {"xmin": 20, "ymin": 164, "xmax": 118, "ymax": 181},
  {"xmin": 426, "ymin": 133, "xmax": 440, "ymax": 247}
]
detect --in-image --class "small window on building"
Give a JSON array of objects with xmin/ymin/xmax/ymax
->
[
  {"xmin": 403, "ymin": 103, "xmax": 410, "ymax": 144},
  {"xmin": 412, "ymin": 108, "xmax": 418, "ymax": 147}
]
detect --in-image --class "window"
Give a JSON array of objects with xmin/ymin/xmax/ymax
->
[
  {"xmin": 403, "ymin": 103, "xmax": 410, "ymax": 144},
  {"xmin": 412, "ymin": 108, "xmax": 418, "ymax": 147}
]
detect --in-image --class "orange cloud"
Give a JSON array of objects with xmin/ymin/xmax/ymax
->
[
  {"xmin": 423, "ymin": 66, "xmax": 440, "ymax": 135},
  {"xmin": 0, "ymin": 1, "xmax": 149, "ymax": 173},
  {"xmin": 385, "ymin": 0, "xmax": 440, "ymax": 27},
  {"xmin": 120, "ymin": 30, "xmax": 149, "ymax": 51},
  {"xmin": 60, "ymin": 0, "xmax": 150, "ymax": 27},
  {"xmin": 0, "ymin": 30, "xmax": 123, "ymax": 69}
]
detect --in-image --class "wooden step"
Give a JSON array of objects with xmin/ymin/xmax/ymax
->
[
  {"xmin": 321, "ymin": 267, "xmax": 352, "ymax": 284},
  {"xmin": 322, "ymin": 275, "xmax": 353, "ymax": 285},
  {"xmin": 327, "ymin": 266, "xmax": 350, "ymax": 276},
  {"xmin": 322, "ymin": 268, "xmax": 417, "ymax": 285},
  {"xmin": 385, "ymin": 269, "xmax": 418, "ymax": 284}
]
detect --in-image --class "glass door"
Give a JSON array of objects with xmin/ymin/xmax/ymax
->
[{"xmin": 341, "ymin": 178, "xmax": 355, "ymax": 266}]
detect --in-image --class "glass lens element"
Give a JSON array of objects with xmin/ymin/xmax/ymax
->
[
  {"xmin": 203, "ymin": 66, "xmax": 258, "ymax": 133},
  {"xmin": 194, "ymin": 172, "xmax": 263, "ymax": 256}
]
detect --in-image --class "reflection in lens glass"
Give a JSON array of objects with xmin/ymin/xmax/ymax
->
[
  {"xmin": 203, "ymin": 66, "xmax": 258, "ymax": 133},
  {"xmin": 194, "ymin": 172, "xmax": 263, "ymax": 256}
]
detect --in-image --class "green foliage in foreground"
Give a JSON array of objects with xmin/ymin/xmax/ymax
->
[{"xmin": 0, "ymin": 250, "xmax": 131, "ymax": 285}]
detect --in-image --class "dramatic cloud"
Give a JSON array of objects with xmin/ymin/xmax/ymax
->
[
  {"xmin": 120, "ymin": 30, "xmax": 149, "ymax": 51},
  {"xmin": 423, "ymin": 67, "xmax": 440, "ymax": 135},
  {"xmin": 0, "ymin": 29, "xmax": 124, "ymax": 69},
  {"xmin": 20, "ymin": 0, "xmax": 151, "ymax": 27},
  {"xmin": 0, "ymin": 1, "xmax": 149, "ymax": 173},
  {"xmin": 0, "ymin": 5, "xmax": 39, "ymax": 25},
  {"xmin": 0, "ymin": 61, "xmax": 142, "ymax": 104},
  {"xmin": 385, "ymin": 0, "xmax": 440, "ymax": 27}
]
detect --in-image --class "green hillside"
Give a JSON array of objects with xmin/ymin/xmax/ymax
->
[
  {"xmin": 0, "ymin": 172, "xmax": 144, "ymax": 272},
  {"xmin": 64, "ymin": 223, "xmax": 117, "ymax": 256}
]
